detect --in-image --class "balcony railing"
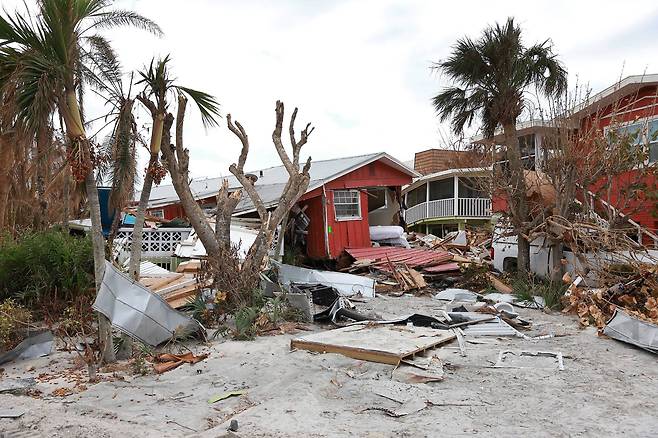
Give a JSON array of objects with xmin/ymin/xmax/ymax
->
[
  {"xmin": 404, "ymin": 198, "xmax": 491, "ymax": 225},
  {"xmin": 115, "ymin": 227, "xmax": 192, "ymax": 258}
]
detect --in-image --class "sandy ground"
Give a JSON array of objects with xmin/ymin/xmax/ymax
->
[{"xmin": 1, "ymin": 294, "xmax": 657, "ymax": 438}]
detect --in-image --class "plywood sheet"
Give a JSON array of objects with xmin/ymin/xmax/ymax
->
[{"xmin": 291, "ymin": 324, "xmax": 455, "ymax": 365}]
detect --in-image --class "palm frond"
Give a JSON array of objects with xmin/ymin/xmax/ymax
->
[
  {"xmin": 176, "ymin": 86, "xmax": 221, "ymax": 128},
  {"xmin": 89, "ymin": 10, "xmax": 163, "ymax": 36},
  {"xmin": 79, "ymin": 35, "xmax": 122, "ymax": 98},
  {"xmin": 523, "ymin": 42, "xmax": 567, "ymax": 97}
]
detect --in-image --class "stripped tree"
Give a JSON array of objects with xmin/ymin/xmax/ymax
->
[
  {"xmin": 163, "ymin": 98, "xmax": 313, "ymax": 307},
  {"xmin": 129, "ymin": 56, "xmax": 220, "ymax": 280}
]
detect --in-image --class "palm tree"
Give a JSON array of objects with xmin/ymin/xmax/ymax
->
[
  {"xmin": 0, "ymin": 0, "xmax": 161, "ymax": 362},
  {"xmin": 432, "ymin": 17, "xmax": 567, "ymax": 275},
  {"xmin": 128, "ymin": 55, "xmax": 220, "ymax": 280}
]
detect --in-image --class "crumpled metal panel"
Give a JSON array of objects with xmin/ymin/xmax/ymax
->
[
  {"xmin": 273, "ymin": 261, "xmax": 375, "ymax": 298},
  {"xmin": 603, "ymin": 309, "xmax": 658, "ymax": 354},
  {"xmin": 0, "ymin": 331, "xmax": 53, "ymax": 365},
  {"xmin": 93, "ymin": 261, "xmax": 202, "ymax": 346}
]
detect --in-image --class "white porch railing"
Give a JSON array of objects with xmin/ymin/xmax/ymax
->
[
  {"xmin": 115, "ymin": 227, "xmax": 192, "ymax": 258},
  {"xmin": 429, "ymin": 198, "xmax": 454, "ymax": 218},
  {"xmin": 458, "ymin": 197, "xmax": 491, "ymax": 217},
  {"xmin": 404, "ymin": 203, "xmax": 426, "ymax": 225},
  {"xmin": 404, "ymin": 198, "xmax": 491, "ymax": 225}
]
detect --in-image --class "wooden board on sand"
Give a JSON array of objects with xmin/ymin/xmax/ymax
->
[{"xmin": 290, "ymin": 324, "xmax": 455, "ymax": 365}]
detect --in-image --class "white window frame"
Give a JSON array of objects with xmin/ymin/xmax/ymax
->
[
  {"xmin": 150, "ymin": 209, "xmax": 165, "ymax": 219},
  {"xmin": 333, "ymin": 189, "xmax": 362, "ymax": 221},
  {"xmin": 604, "ymin": 115, "xmax": 658, "ymax": 166}
]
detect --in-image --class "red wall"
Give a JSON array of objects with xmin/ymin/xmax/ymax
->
[
  {"xmin": 581, "ymin": 85, "xmax": 658, "ymax": 242},
  {"xmin": 301, "ymin": 195, "xmax": 327, "ymax": 258},
  {"xmin": 148, "ymin": 196, "xmax": 216, "ymax": 221},
  {"xmin": 492, "ymin": 85, "xmax": 658, "ymax": 242}
]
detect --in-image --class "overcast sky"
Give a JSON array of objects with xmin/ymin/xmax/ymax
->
[{"xmin": 7, "ymin": 0, "xmax": 658, "ymax": 179}]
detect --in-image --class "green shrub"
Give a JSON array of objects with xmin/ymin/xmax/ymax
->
[
  {"xmin": 0, "ymin": 230, "xmax": 94, "ymax": 309},
  {"xmin": 511, "ymin": 275, "xmax": 568, "ymax": 310}
]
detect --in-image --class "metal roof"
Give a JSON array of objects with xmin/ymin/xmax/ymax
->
[{"xmin": 140, "ymin": 152, "xmax": 419, "ymax": 214}]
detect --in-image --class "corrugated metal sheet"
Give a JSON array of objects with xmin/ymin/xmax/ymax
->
[{"xmin": 345, "ymin": 247, "xmax": 453, "ymax": 269}]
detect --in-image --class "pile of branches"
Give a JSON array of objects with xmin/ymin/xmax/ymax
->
[
  {"xmin": 563, "ymin": 264, "xmax": 658, "ymax": 328},
  {"xmin": 527, "ymin": 215, "xmax": 647, "ymax": 255},
  {"xmin": 527, "ymin": 215, "xmax": 658, "ymax": 328}
]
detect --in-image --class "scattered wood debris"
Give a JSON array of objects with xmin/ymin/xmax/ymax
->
[{"xmin": 153, "ymin": 352, "xmax": 209, "ymax": 374}]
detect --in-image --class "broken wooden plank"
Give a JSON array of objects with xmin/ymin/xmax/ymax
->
[
  {"xmin": 290, "ymin": 324, "xmax": 455, "ymax": 365},
  {"xmin": 145, "ymin": 273, "xmax": 185, "ymax": 291},
  {"xmin": 176, "ymin": 260, "xmax": 202, "ymax": 273},
  {"xmin": 487, "ymin": 273, "xmax": 513, "ymax": 294}
]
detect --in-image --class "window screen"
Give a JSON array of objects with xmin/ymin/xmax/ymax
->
[
  {"xmin": 334, "ymin": 190, "xmax": 361, "ymax": 220},
  {"xmin": 609, "ymin": 121, "xmax": 652, "ymax": 160}
]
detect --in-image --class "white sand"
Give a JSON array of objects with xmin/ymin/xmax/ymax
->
[{"xmin": 1, "ymin": 294, "xmax": 657, "ymax": 437}]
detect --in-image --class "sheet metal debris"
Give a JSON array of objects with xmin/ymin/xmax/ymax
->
[
  {"xmin": 603, "ymin": 309, "xmax": 658, "ymax": 354},
  {"xmin": 494, "ymin": 350, "xmax": 565, "ymax": 371},
  {"xmin": 455, "ymin": 312, "xmax": 518, "ymax": 337},
  {"xmin": 0, "ymin": 377, "xmax": 36, "ymax": 394},
  {"xmin": 0, "ymin": 409, "xmax": 25, "ymax": 419},
  {"xmin": 434, "ymin": 288, "xmax": 479, "ymax": 303},
  {"xmin": 274, "ymin": 261, "xmax": 375, "ymax": 298},
  {"xmin": 0, "ymin": 331, "xmax": 53, "ymax": 365},
  {"xmin": 93, "ymin": 261, "xmax": 203, "ymax": 347}
]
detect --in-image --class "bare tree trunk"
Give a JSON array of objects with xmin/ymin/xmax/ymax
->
[
  {"xmin": 128, "ymin": 155, "xmax": 156, "ymax": 280},
  {"xmin": 0, "ymin": 134, "xmax": 14, "ymax": 230},
  {"xmin": 215, "ymin": 180, "xmax": 241, "ymax": 249},
  {"xmin": 84, "ymin": 170, "xmax": 115, "ymax": 364},
  {"xmin": 60, "ymin": 89, "xmax": 115, "ymax": 363},
  {"xmin": 62, "ymin": 166, "xmax": 71, "ymax": 232},
  {"xmin": 35, "ymin": 124, "xmax": 50, "ymax": 229},
  {"xmin": 550, "ymin": 239, "xmax": 564, "ymax": 282},
  {"xmin": 502, "ymin": 123, "xmax": 530, "ymax": 276},
  {"xmin": 160, "ymin": 99, "xmax": 221, "ymax": 259}
]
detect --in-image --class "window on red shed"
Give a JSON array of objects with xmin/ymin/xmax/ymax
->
[{"xmin": 333, "ymin": 190, "xmax": 361, "ymax": 221}]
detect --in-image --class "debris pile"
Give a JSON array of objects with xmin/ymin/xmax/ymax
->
[
  {"xmin": 139, "ymin": 260, "xmax": 212, "ymax": 309},
  {"xmin": 563, "ymin": 265, "xmax": 658, "ymax": 328},
  {"xmin": 336, "ymin": 229, "xmax": 495, "ymax": 294}
]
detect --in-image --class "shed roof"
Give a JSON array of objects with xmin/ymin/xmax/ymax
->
[{"xmin": 140, "ymin": 152, "xmax": 418, "ymax": 214}]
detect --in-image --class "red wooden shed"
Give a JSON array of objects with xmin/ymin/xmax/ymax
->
[{"xmin": 298, "ymin": 155, "xmax": 418, "ymax": 258}]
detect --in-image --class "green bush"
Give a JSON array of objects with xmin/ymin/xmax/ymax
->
[
  {"xmin": 511, "ymin": 275, "xmax": 568, "ymax": 310},
  {"xmin": 0, "ymin": 230, "xmax": 95, "ymax": 308}
]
